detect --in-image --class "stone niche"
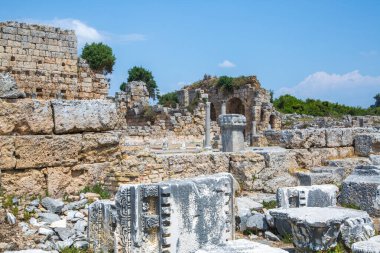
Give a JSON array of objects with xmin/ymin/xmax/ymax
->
[{"xmin": 88, "ymin": 173, "xmax": 236, "ymax": 253}]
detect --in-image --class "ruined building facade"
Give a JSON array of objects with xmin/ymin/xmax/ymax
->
[{"xmin": 0, "ymin": 21, "xmax": 108, "ymax": 99}]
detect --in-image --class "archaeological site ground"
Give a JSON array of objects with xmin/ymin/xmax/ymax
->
[{"xmin": 0, "ymin": 13, "xmax": 380, "ymax": 253}]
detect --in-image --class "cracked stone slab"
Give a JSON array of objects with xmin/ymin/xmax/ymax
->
[{"xmin": 195, "ymin": 239, "xmax": 288, "ymax": 253}]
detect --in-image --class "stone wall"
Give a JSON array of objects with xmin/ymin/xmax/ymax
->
[{"xmin": 0, "ymin": 21, "xmax": 108, "ymax": 99}]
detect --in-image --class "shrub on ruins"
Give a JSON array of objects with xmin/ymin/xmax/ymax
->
[
  {"xmin": 158, "ymin": 92, "xmax": 179, "ymax": 108},
  {"xmin": 80, "ymin": 183, "xmax": 110, "ymax": 199},
  {"xmin": 274, "ymin": 94, "xmax": 380, "ymax": 117},
  {"xmin": 128, "ymin": 66, "xmax": 159, "ymax": 100},
  {"xmin": 120, "ymin": 82, "xmax": 127, "ymax": 91},
  {"xmin": 373, "ymin": 93, "xmax": 380, "ymax": 107},
  {"xmin": 81, "ymin": 42, "xmax": 116, "ymax": 75},
  {"xmin": 217, "ymin": 76, "xmax": 234, "ymax": 93},
  {"xmin": 142, "ymin": 105, "xmax": 157, "ymax": 123}
]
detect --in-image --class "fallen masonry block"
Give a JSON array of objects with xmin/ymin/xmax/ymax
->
[
  {"xmin": 340, "ymin": 165, "xmax": 380, "ymax": 217},
  {"xmin": 270, "ymin": 207, "xmax": 375, "ymax": 252},
  {"xmin": 355, "ymin": 133, "xmax": 380, "ymax": 157},
  {"xmin": 88, "ymin": 173, "xmax": 236, "ymax": 253},
  {"xmin": 195, "ymin": 239, "xmax": 288, "ymax": 253},
  {"xmin": 297, "ymin": 167, "xmax": 345, "ymax": 186},
  {"xmin": 277, "ymin": 184, "xmax": 338, "ymax": 208},
  {"xmin": 327, "ymin": 157, "xmax": 371, "ymax": 176},
  {"xmin": 88, "ymin": 200, "xmax": 118, "ymax": 253},
  {"xmin": 351, "ymin": 235, "xmax": 380, "ymax": 253}
]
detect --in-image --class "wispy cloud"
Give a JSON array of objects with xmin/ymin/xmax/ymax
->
[
  {"xmin": 277, "ymin": 70, "xmax": 380, "ymax": 107},
  {"xmin": 19, "ymin": 18, "xmax": 146, "ymax": 47},
  {"xmin": 218, "ymin": 60, "xmax": 236, "ymax": 68},
  {"xmin": 359, "ymin": 50, "xmax": 378, "ymax": 57}
]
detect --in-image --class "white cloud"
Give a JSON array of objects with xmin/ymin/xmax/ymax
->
[
  {"xmin": 277, "ymin": 70, "xmax": 380, "ymax": 107},
  {"xmin": 218, "ymin": 60, "xmax": 236, "ymax": 68},
  {"xmin": 49, "ymin": 18, "xmax": 103, "ymax": 46}
]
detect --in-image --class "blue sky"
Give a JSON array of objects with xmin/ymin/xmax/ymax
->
[{"xmin": 1, "ymin": 0, "xmax": 380, "ymax": 107}]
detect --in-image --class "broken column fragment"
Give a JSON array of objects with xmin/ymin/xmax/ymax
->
[
  {"xmin": 98, "ymin": 173, "xmax": 236, "ymax": 253},
  {"xmin": 269, "ymin": 207, "xmax": 375, "ymax": 252},
  {"xmin": 352, "ymin": 235, "xmax": 380, "ymax": 253},
  {"xmin": 218, "ymin": 114, "xmax": 246, "ymax": 152},
  {"xmin": 276, "ymin": 184, "xmax": 338, "ymax": 208}
]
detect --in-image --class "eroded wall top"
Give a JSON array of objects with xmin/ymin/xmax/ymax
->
[{"xmin": 0, "ymin": 21, "xmax": 109, "ymax": 99}]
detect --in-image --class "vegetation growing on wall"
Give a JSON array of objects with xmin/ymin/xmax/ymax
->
[
  {"xmin": 274, "ymin": 94, "xmax": 380, "ymax": 117},
  {"xmin": 81, "ymin": 43, "xmax": 116, "ymax": 75},
  {"xmin": 127, "ymin": 66, "xmax": 159, "ymax": 100},
  {"xmin": 158, "ymin": 92, "xmax": 179, "ymax": 108},
  {"xmin": 187, "ymin": 75, "xmax": 260, "ymax": 90}
]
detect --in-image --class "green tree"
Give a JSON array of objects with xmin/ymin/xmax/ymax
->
[
  {"xmin": 217, "ymin": 76, "xmax": 234, "ymax": 92},
  {"xmin": 373, "ymin": 93, "xmax": 380, "ymax": 107},
  {"xmin": 120, "ymin": 82, "xmax": 127, "ymax": 91},
  {"xmin": 158, "ymin": 92, "xmax": 179, "ymax": 108},
  {"xmin": 81, "ymin": 43, "xmax": 116, "ymax": 75},
  {"xmin": 128, "ymin": 66, "xmax": 159, "ymax": 100}
]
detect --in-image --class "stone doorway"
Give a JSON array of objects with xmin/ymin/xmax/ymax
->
[{"xmin": 226, "ymin": 97, "xmax": 245, "ymax": 115}]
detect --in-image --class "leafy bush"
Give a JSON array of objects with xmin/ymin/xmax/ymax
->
[
  {"xmin": 80, "ymin": 183, "xmax": 110, "ymax": 199},
  {"xmin": 120, "ymin": 82, "xmax": 127, "ymax": 91},
  {"xmin": 81, "ymin": 43, "xmax": 116, "ymax": 75},
  {"xmin": 274, "ymin": 94, "xmax": 380, "ymax": 117},
  {"xmin": 262, "ymin": 200, "xmax": 277, "ymax": 209},
  {"xmin": 373, "ymin": 93, "xmax": 380, "ymax": 107},
  {"xmin": 128, "ymin": 66, "xmax": 159, "ymax": 100},
  {"xmin": 142, "ymin": 105, "xmax": 157, "ymax": 123},
  {"xmin": 158, "ymin": 92, "xmax": 179, "ymax": 108},
  {"xmin": 217, "ymin": 76, "xmax": 234, "ymax": 92}
]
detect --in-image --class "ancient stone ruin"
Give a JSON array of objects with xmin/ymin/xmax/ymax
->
[{"xmin": 1, "ymin": 21, "xmax": 380, "ymax": 253}]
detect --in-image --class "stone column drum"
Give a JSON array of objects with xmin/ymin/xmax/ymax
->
[
  {"xmin": 218, "ymin": 114, "xmax": 246, "ymax": 152},
  {"xmin": 204, "ymin": 102, "xmax": 211, "ymax": 149},
  {"xmin": 221, "ymin": 100, "xmax": 227, "ymax": 115}
]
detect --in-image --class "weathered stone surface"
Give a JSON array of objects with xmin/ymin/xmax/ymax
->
[
  {"xmin": 14, "ymin": 135, "xmax": 81, "ymax": 169},
  {"xmin": 370, "ymin": 155, "xmax": 380, "ymax": 165},
  {"xmin": 41, "ymin": 197, "xmax": 64, "ymax": 214},
  {"xmin": 340, "ymin": 165, "xmax": 380, "ymax": 217},
  {"xmin": 0, "ymin": 72, "xmax": 25, "ymax": 98},
  {"xmin": 352, "ymin": 235, "xmax": 380, "ymax": 253},
  {"xmin": 219, "ymin": 114, "xmax": 246, "ymax": 152},
  {"xmin": 88, "ymin": 200, "xmax": 118, "ymax": 253},
  {"xmin": 0, "ymin": 100, "xmax": 53, "ymax": 135},
  {"xmin": 52, "ymin": 100, "xmax": 117, "ymax": 134},
  {"xmin": 265, "ymin": 128, "xmax": 326, "ymax": 148},
  {"xmin": 45, "ymin": 163, "xmax": 110, "ymax": 198},
  {"xmin": 195, "ymin": 239, "xmax": 288, "ymax": 253},
  {"xmin": 246, "ymin": 212, "xmax": 268, "ymax": 231},
  {"xmin": 112, "ymin": 173, "xmax": 235, "ymax": 253},
  {"xmin": 297, "ymin": 167, "xmax": 345, "ymax": 186},
  {"xmin": 0, "ymin": 136, "xmax": 16, "ymax": 170},
  {"xmin": 277, "ymin": 184, "xmax": 338, "ymax": 208},
  {"xmin": 326, "ymin": 127, "xmax": 354, "ymax": 147},
  {"xmin": 1, "ymin": 169, "xmax": 46, "ymax": 196},
  {"xmin": 270, "ymin": 207, "xmax": 375, "ymax": 251},
  {"xmin": 327, "ymin": 157, "xmax": 371, "ymax": 176},
  {"xmin": 80, "ymin": 132, "xmax": 121, "ymax": 164},
  {"xmin": 236, "ymin": 196, "xmax": 263, "ymax": 231},
  {"xmin": 38, "ymin": 213, "xmax": 60, "ymax": 224},
  {"xmin": 355, "ymin": 133, "xmax": 380, "ymax": 157}
]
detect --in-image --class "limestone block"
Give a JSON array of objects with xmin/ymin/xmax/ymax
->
[
  {"xmin": 326, "ymin": 128, "xmax": 354, "ymax": 147},
  {"xmin": 297, "ymin": 166, "xmax": 345, "ymax": 186},
  {"xmin": 0, "ymin": 99, "xmax": 53, "ymax": 135},
  {"xmin": 0, "ymin": 72, "xmax": 25, "ymax": 98},
  {"xmin": 327, "ymin": 157, "xmax": 371, "ymax": 176},
  {"xmin": 340, "ymin": 165, "xmax": 380, "ymax": 217},
  {"xmin": 52, "ymin": 100, "xmax": 117, "ymax": 134},
  {"xmin": 80, "ymin": 132, "xmax": 121, "ymax": 164},
  {"xmin": 0, "ymin": 136, "xmax": 16, "ymax": 170},
  {"xmin": 195, "ymin": 239, "xmax": 288, "ymax": 253},
  {"xmin": 45, "ymin": 163, "xmax": 110, "ymax": 198},
  {"xmin": 370, "ymin": 155, "xmax": 380, "ymax": 165},
  {"xmin": 236, "ymin": 197, "xmax": 263, "ymax": 231},
  {"xmin": 355, "ymin": 133, "xmax": 380, "ymax": 157},
  {"xmin": 270, "ymin": 207, "xmax": 375, "ymax": 251},
  {"xmin": 277, "ymin": 184, "xmax": 338, "ymax": 208},
  {"xmin": 88, "ymin": 200, "xmax": 118, "ymax": 253},
  {"xmin": 352, "ymin": 235, "xmax": 380, "ymax": 253},
  {"xmin": 1, "ymin": 169, "xmax": 46, "ymax": 196},
  {"xmin": 14, "ymin": 135, "xmax": 81, "ymax": 169},
  {"xmin": 115, "ymin": 173, "xmax": 235, "ymax": 253},
  {"xmin": 280, "ymin": 129, "xmax": 326, "ymax": 149}
]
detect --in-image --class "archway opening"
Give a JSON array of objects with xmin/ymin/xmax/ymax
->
[
  {"xmin": 269, "ymin": 114, "xmax": 276, "ymax": 130},
  {"xmin": 226, "ymin": 97, "xmax": 245, "ymax": 115}
]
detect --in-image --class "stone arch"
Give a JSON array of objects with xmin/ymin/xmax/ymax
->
[
  {"xmin": 210, "ymin": 102, "xmax": 217, "ymax": 121},
  {"xmin": 226, "ymin": 97, "xmax": 245, "ymax": 115}
]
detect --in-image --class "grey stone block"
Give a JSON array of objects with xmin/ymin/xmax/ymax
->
[
  {"xmin": 195, "ymin": 239, "xmax": 288, "ymax": 253},
  {"xmin": 246, "ymin": 212, "xmax": 268, "ymax": 231},
  {"xmin": 270, "ymin": 207, "xmax": 375, "ymax": 251},
  {"xmin": 352, "ymin": 235, "xmax": 380, "ymax": 253},
  {"xmin": 0, "ymin": 72, "xmax": 25, "ymax": 98},
  {"xmin": 340, "ymin": 165, "xmax": 380, "ymax": 217},
  {"xmin": 355, "ymin": 133, "xmax": 380, "ymax": 157},
  {"xmin": 41, "ymin": 197, "xmax": 64, "ymax": 214},
  {"xmin": 277, "ymin": 184, "xmax": 338, "ymax": 208},
  {"xmin": 218, "ymin": 114, "xmax": 246, "ymax": 152}
]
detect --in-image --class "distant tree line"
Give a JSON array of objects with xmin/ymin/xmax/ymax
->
[{"xmin": 273, "ymin": 94, "xmax": 380, "ymax": 117}]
